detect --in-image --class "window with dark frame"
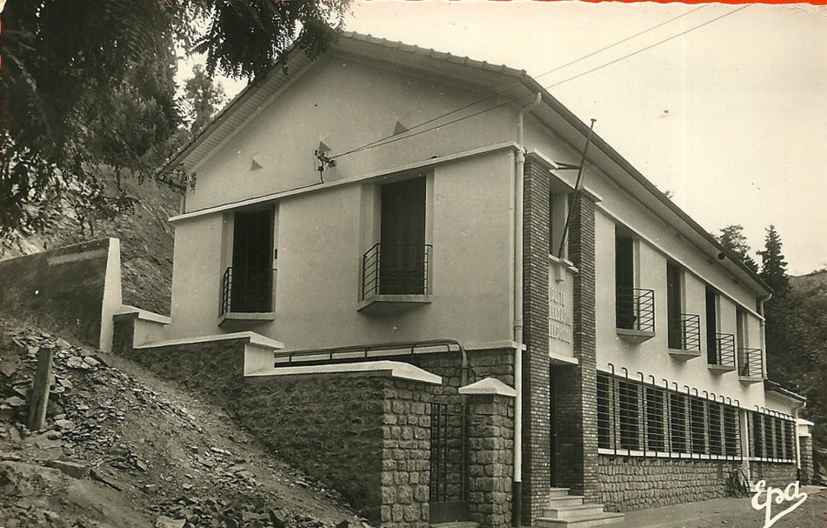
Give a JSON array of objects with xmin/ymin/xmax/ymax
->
[
  {"xmin": 708, "ymin": 402, "xmax": 723, "ymax": 455},
  {"xmin": 752, "ymin": 412, "xmax": 765, "ymax": 459},
  {"xmin": 597, "ymin": 373, "xmax": 612, "ymax": 450},
  {"xmin": 618, "ymin": 380, "xmax": 640, "ymax": 451},
  {"xmin": 670, "ymin": 393, "xmax": 688, "ymax": 453},
  {"xmin": 594, "ymin": 373, "xmax": 795, "ymax": 463},
  {"xmin": 724, "ymin": 406, "xmax": 738, "ymax": 457},
  {"xmin": 645, "ymin": 387, "xmax": 666, "ymax": 452},
  {"xmin": 690, "ymin": 398, "xmax": 707, "ymax": 454}
]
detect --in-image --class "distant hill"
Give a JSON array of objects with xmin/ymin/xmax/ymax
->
[
  {"xmin": 791, "ymin": 269, "xmax": 827, "ymax": 295},
  {"xmin": 0, "ymin": 173, "xmax": 178, "ymax": 316}
]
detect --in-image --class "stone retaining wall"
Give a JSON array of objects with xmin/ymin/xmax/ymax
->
[
  {"xmin": 114, "ymin": 318, "xmax": 433, "ymax": 525},
  {"xmin": 749, "ymin": 460, "xmax": 798, "ymax": 488},
  {"xmin": 800, "ymin": 436, "xmax": 814, "ymax": 484},
  {"xmin": 598, "ymin": 455, "xmax": 742, "ymax": 512}
]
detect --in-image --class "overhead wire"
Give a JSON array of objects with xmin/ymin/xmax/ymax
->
[{"xmin": 329, "ymin": 5, "xmax": 748, "ymax": 161}]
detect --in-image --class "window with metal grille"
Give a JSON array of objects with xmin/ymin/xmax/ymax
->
[
  {"xmin": 724, "ymin": 406, "xmax": 739, "ymax": 457},
  {"xmin": 774, "ymin": 418, "xmax": 784, "ymax": 459},
  {"xmin": 645, "ymin": 387, "xmax": 665, "ymax": 452},
  {"xmin": 708, "ymin": 402, "xmax": 723, "ymax": 455},
  {"xmin": 618, "ymin": 380, "xmax": 640, "ymax": 450},
  {"xmin": 763, "ymin": 415, "xmax": 774, "ymax": 459},
  {"xmin": 751, "ymin": 412, "xmax": 765, "ymax": 458},
  {"xmin": 670, "ymin": 393, "xmax": 688, "ymax": 453},
  {"xmin": 690, "ymin": 398, "xmax": 707, "ymax": 454},
  {"xmin": 597, "ymin": 373, "xmax": 612, "ymax": 450},
  {"xmin": 783, "ymin": 420, "xmax": 795, "ymax": 460}
]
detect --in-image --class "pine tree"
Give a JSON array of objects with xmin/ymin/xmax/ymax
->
[
  {"xmin": 759, "ymin": 225, "xmax": 790, "ymax": 297},
  {"xmin": 758, "ymin": 225, "xmax": 791, "ymax": 380},
  {"xmin": 717, "ymin": 224, "xmax": 759, "ymax": 273}
]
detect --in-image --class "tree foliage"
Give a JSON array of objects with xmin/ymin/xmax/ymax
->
[
  {"xmin": 0, "ymin": 0, "xmax": 348, "ymax": 244},
  {"xmin": 717, "ymin": 224, "xmax": 759, "ymax": 273}
]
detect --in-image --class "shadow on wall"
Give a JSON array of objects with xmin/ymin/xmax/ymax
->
[{"xmin": 0, "ymin": 238, "xmax": 122, "ymax": 351}]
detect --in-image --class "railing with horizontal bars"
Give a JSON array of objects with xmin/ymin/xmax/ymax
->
[
  {"xmin": 360, "ymin": 243, "xmax": 432, "ymax": 301},
  {"xmin": 670, "ymin": 313, "xmax": 701, "ymax": 351},
  {"xmin": 739, "ymin": 347, "xmax": 764, "ymax": 378},
  {"xmin": 710, "ymin": 333, "xmax": 736, "ymax": 368},
  {"xmin": 219, "ymin": 266, "xmax": 233, "ymax": 316},
  {"xmin": 616, "ymin": 287, "xmax": 655, "ymax": 333}
]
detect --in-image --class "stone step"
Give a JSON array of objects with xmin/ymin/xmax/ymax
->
[
  {"xmin": 536, "ymin": 512, "xmax": 625, "ymax": 528},
  {"xmin": 548, "ymin": 487, "xmax": 572, "ymax": 498},
  {"xmin": 546, "ymin": 496, "xmax": 585, "ymax": 508},
  {"xmin": 429, "ymin": 522, "xmax": 479, "ymax": 528},
  {"xmin": 542, "ymin": 504, "xmax": 610, "ymax": 520}
]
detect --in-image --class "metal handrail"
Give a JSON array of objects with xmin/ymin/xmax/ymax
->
[
  {"xmin": 710, "ymin": 333, "xmax": 736, "ymax": 368},
  {"xmin": 739, "ymin": 347, "xmax": 764, "ymax": 378},
  {"xmin": 670, "ymin": 313, "xmax": 701, "ymax": 351},
  {"xmin": 219, "ymin": 266, "xmax": 232, "ymax": 316},
  {"xmin": 360, "ymin": 242, "xmax": 432, "ymax": 301},
  {"xmin": 616, "ymin": 287, "xmax": 655, "ymax": 333}
]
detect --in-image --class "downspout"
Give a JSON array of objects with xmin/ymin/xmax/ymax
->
[{"xmin": 513, "ymin": 92, "xmax": 541, "ymax": 528}]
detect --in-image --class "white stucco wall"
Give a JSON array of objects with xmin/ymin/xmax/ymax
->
[
  {"xmin": 168, "ymin": 150, "xmax": 515, "ymax": 350},
  {"xmin": 185, "ymin": 55, "xmax": 514, "ymax": 213},
  {"xmin": 523, "ymin": 116, "xmax": 779, "ymax": 412}
]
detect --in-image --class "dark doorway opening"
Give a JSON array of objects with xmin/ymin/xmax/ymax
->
[
  {"xmin": 667, "ymin": 262, "xmax": 683, "ymax": 349},
  {"xmin": 706, "ymin": 286, "xmax": 718, "ymax": 363},
  {"xmin": 230, "ymin": 206, "xmax": 274, "ymax": 313},
  {"xmin": 615, "ymin": 232, "xmax": 635, "ymax": 329},
  {"xmin": 379, "ymin": 177, "xmax": 427, "ymax": 295}
]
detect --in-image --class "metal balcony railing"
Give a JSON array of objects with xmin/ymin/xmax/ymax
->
[
  {"xmin": 709, "ymin": 333, "xmax": 736, "ymax": 369},
  {"xmin": 219, "ymin": 266, "xmax": 232, "ymax": 316},
  {"xmin": 669, "ymin": 313, "xmax": 701, "ymax": 352},
  {"xmin": 739, "ymin": 347, "xmax": 764, "ymax": 378},
  {"xmin": 360, "ymin": 243, "xmax": 432, "ymax": 301},
  {"xmin": 616, "ymin": 287, "xmax": 655, "ymax": 334}
]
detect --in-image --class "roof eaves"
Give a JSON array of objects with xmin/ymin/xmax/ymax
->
[
  {"xmin": 515, "ymin": 74, "xmax": 772, "ymax": 295},
  {"xmin": 765, "ymin": 379, "xmax": 807, "ymax": 403}
]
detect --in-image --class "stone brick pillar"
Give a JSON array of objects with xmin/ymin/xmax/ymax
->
[
  {"xmin": 462, "ymin": 379, "xmax": 516, "ymax": 528},
  {"xmin": 554, "ymin": 193, "xmax": 599, "ymax": 500},
  {"xmin": 799, "ymin": 435, "xmax": 814, "ymax": 484},
  {"xmin": 380, "ymin": 379, "xmax": 433, "ymax": 528},
  {"xmin": 521, "ymin": 159, "xmax": 552, "ymax": 523}
]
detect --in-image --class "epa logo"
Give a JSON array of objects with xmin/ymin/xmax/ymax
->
[{"xmin": 751, "ymin": 480, "xmax": 808, "ymax": 528}]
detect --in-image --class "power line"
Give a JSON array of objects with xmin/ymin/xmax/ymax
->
[
  {"xmin": 330, "ymin": 5, "xmax": 749, "ymax": 162},
  {"xmin": 330, "ymin": 5, "xmax": 708, "ymax": 160},
  {"xmin": 545, "ymin": 5, "xmax": 750, "ymax": 89}
]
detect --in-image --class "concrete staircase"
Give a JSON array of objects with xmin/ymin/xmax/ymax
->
[{"xmin": 536, "ymin": 488, "xmax": 624, "ymax": 528}]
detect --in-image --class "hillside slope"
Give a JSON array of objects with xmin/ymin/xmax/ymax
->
[
  {"xmin": 0, "ymin": 174, "xmax": 178, "ymax": 316},
  {"xmin": 0, "ymin": 316, "xmax": 359, "ymax": 528},
  {"xmin": 788, "ymin": 270, "xmax": 827, "ymax": 483}
]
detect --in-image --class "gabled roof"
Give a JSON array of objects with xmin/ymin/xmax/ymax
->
[{"xmin": 165, "ymin": 30, "xmax": 771, "ymax": 296}]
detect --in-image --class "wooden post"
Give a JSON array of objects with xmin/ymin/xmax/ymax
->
[{"xmin": 28, "ymin": 347, "xmax": 54, "ymax": 431}]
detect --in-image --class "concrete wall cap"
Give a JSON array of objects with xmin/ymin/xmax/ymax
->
[
  {"xmin": 246, "ymin": 360, "xmax": 442, "ymax": 385},
  {"xmin": 115, "ymin": 305, "xmax": 171, "ymax": 325},
  {"xmin": 458, "ymin": 377, "xmax": 517, "ymax": 397},
  {"xmin": 136, "ymin": 331, "xmax": 284, "ymax": 351}
]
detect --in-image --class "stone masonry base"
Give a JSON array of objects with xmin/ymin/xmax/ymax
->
[{"xmin": 598, "ymin": 455, "xmax": 797, "ymax": 512}]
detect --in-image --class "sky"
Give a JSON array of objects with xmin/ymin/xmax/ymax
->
[{"xmin": 179, "ymin": 1, "xmax": 827, "ymax": 275}]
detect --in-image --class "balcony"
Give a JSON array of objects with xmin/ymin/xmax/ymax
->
[
  {"xmin": 739, "ymin": 347, "xmax": 765, "ymax": 382},
  {"xmin": 357, "ymin": 243, "xmax": 432, "ymax": 314},
  {"xmin": 708, "ymin": 333, "xmax": 736, "ymax": 372},
  {"xmin": 218, "ymin": 266, "xmax": 275, "ymax": 327},
  {"xmin": 615, "ymin": 287, "xmax": 655, "ymax": 343},
  {"xmin": 668, "ymin": 313, "xmax": 701, "ymax": 359}
]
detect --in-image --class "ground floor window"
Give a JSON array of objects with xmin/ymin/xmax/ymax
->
[
  {"xmin": 597, "ymin": 371, "xmax": 747, "ymax": 459},
  {"xmin": 748, "ymin": 410, "xmax": 795, "ymax": 461}
]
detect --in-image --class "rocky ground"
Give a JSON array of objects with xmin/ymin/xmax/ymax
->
[{"xmin": 0, "ymin": 318, "xmax": 361, "ymax": 528}]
